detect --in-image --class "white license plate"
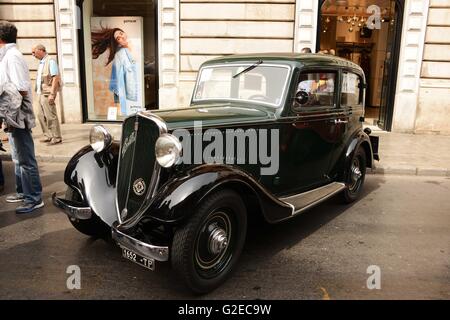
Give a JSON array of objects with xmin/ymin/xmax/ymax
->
[{"xmin": 121, "ymin": 247, "xmax": 155, "ymax": 271}]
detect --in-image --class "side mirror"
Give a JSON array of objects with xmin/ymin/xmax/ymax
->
[{"xmin": 295, "ymin": 90, "xmax": 309, "ymax": 106}]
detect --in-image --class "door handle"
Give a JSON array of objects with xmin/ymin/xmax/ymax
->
[{"xmin": 334, "ymin": 119, "xmax": 348, "ymax": 124}]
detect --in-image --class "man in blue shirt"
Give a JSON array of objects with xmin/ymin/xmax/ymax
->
[{"xmin": 32, "ymin": 44, "xmax": 62, "ymax": 145}]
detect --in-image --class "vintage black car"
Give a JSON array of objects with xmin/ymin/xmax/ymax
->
[{"xmin": 53, "ymin": 53, "xmax": 379, "ymax": 293}]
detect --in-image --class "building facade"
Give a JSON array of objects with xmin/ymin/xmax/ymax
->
[{"xmin": 1, "ymin": 0, "xmax": 450, "ymax": 134}]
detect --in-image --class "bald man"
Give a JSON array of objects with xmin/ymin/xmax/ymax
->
[{"xmin": 32, "ymin": 44, "xmax": 62, "ymax": 145}]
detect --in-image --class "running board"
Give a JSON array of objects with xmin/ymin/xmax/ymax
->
[{"xmin": 279, "ymin": 182, "xmax": 346, "ymax": 216}]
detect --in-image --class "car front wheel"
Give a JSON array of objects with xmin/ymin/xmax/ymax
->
[
  {"xmin": 171, "ymin": 189, "xmax": 247, "ymax": 294},
  {"xmin": 342, "ymin": 147, "xmax": 367, "ymax": 203}
]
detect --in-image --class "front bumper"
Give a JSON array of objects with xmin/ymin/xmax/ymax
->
[
  {"xmin": 52, "ymin": 192, "xmax": 92, "ymax": 220},
  {"xmin": 111, "ymin": 222, "xmax": 169, "ymax": 262}
]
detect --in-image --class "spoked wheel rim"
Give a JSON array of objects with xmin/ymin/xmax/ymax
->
[
  {"xmin": 194, "ymin": 210, "xmax": 235, "ymax": 279},
  {"xmin": 349, "ymin": 156, "xmax": 363, "ymax": 192}
]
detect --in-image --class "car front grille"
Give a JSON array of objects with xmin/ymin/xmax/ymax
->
[{"xmin": 116, "ymin": 112, "xmax": 165, "ymax": 223}]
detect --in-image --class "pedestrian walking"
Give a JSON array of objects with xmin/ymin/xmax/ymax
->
[
  {"xmin": 32, "ymin": 44, "xmax": 62, "ymax": 145},
  {"xmin": 0, "ymin": 21, "xmax": 44, "ymax": 213}
]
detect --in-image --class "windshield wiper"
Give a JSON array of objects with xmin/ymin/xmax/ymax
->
[{"xmin": 232, "ymin": 60, "xmax": 263, "ymax": 79}]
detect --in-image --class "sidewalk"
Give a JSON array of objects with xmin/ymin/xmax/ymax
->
[{"xmin": 1, "ymin": 123, "xmax": 450, "ymax": 177}]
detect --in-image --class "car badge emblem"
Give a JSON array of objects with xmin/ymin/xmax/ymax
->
[
  {"xmin": 121, "ymin": 131, "xmax": 136, "ymax": 158},
  {"xmin": 133, "ymin": 178, "xmax": 146, "ymax": 196}
]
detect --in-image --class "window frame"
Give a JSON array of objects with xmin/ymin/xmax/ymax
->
[
  {"xmin": 291, "ymin": 68, "xmax": 339, "ymax": 114},
  {"xmin": 192, "ymin": 63, "xmax": 293, "ymax": 108},
  {"xmin": 339, "ymin": 69, "xmax": 364, "ymax": 109},
  {"xmin": 76, "ymin": 0, "xmax": 159, "ymax": 123}
]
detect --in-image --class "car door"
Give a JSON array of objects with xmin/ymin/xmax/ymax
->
[
  {"xmin": 327, "ymin": 69, "xmax": 365, "ymax": 179},
  {"xmin": 276, "ymin": 69, "xmax": 341, "ymax": 195}
]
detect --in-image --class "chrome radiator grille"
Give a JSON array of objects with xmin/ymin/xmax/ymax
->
[{"xmin": 116, "ymin": 113, "xmax": 165, "ymax": 223}]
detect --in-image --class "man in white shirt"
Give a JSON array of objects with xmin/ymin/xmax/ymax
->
[{"xmin": 0, "ymin": 21, "xmax": 44, "ymax": 214}]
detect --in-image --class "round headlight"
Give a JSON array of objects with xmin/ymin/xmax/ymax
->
[
  {"xmin": 155, "ymin": 133, "xmax": 182, "ymax": 168},
  {"xmin": 90, "ymin": 125, "xmax": 112, "ymax": 153}
]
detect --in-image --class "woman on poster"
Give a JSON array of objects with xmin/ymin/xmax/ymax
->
[{"xmin": 91, "ymin": 27, "xmax": 138, "ymax": 116}]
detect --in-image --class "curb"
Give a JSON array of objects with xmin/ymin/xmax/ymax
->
[
  {"xmin": 368, "ymin": 165, "xmax": 450, "ymax": 177},
  {"xmin": 1, "ymin": 153, "xmax": 71, "ymax": 163}
]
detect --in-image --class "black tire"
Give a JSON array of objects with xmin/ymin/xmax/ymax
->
[
  {"xmin": 341, "ymin": 147, "xmax": 367, "ymax": 203},
  {"xmin": 171, "ymin": 189, "xmax": 247, "ymax": 294},
  {"xmin": 66, "ymin": 187, "xmax": 110, "ymax": 238}
]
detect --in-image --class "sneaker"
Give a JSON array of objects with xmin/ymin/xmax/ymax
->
[
  {"xmin": 40, "ymin": 137, "xmax": 51, "ymax": 143},
  {"xmin": 15, "ymin": 201, "xmax": 45, "ymax": 214},
  {"xmin": 6, "ymin": 193, "xmax": 25, "ymax": 203},
  {"xmin": 48, "ymin": 138, "xmax": 62, "ymax": 145}
]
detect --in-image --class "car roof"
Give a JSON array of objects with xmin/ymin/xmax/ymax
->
[{"xmin": 202, "ymin": 53, "xmax": 363, "ymax": 73}]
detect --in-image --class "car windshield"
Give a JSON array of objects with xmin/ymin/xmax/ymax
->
[{"xmin": 193, "ymin": 63, "xmax": 291, "ymax": 107}]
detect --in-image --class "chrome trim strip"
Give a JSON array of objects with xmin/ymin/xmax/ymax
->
[
  {"xmin": 279, "ymin": 182, "xmax": 346, "ymax": 216},
  {"xmin": 115, "ymin": 115, "xmax": 133, "ymax": 224},
  {"xmin": 52, "ymin": 192, "xmax": 92, "ymax": 220},
  {"xmin": 281, "ymin": 112, "xmax": 355, "ymax": 121},
  {"xmin": 115, "ymin": 111, "xmax": 168, "ymax": 227},
  {"xmin": 111, "ymin": 224, "xmax": 169, "ymax": 262},
  {"xmin": 123, "ymin": 116, "xmax": 139, "ymax": 221}
]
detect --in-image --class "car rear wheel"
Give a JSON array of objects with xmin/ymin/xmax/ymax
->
[
  {"xmin": 66, "ymin": 187, "xmax": 110, "ymax": 238},
  {"xmin": 171, "ymin": 189, "xmax": 247, "ymax": 294},
  {"xmin": 342, "ymin": 147, "xmax": 366, "ymax": 203}
]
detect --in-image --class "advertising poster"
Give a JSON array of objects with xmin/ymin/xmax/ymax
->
[{"xmin": 90, "ymin": 16, "xmax": 144, "ymax": 118}]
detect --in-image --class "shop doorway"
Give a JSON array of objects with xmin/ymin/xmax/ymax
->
[
  {"xmin": 77, "ymin": 0, "xmax": 158, "ymax": 122},
  {"xmin": 317, "ymin": 0, "xmax": 404, "ymax": 131}
]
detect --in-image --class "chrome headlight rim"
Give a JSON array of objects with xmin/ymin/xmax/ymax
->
[
  {"xmin": 90, "ymin": 125, "xmax": 113, "ymax": 153},
  {"xmin": 155, "ymin": 133, "xmax": 182, "ymax": 168}
]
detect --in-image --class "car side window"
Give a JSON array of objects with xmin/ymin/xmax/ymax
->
[
  {"xmin": 293, "ymin": 71, "xmax": 336, "ymax": 111},
  {"xmin": 341, "ymin": 72, "xmax": 362, "ymax": 107}
]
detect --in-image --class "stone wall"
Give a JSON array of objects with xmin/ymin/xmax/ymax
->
[
  {"xmin": 0, "ymin": 0, "xmax": 60, "ymax": 121},
  {"xmin": 415, "ymin": 0, "xmax": 450, "ymax": 134},
  {"xmin": 176, "ymin": 0, "xmax": 296, "ymax": 107},
  {"xmin": 392, "ymin": 0, "xmax": 430, "ymax": 133}
]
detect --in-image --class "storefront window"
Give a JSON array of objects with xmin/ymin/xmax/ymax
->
[{"xmin": 82, "ymin": 0, "xmax": 157, "ymax": 121}]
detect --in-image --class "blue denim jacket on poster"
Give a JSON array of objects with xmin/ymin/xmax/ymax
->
[{"xmin": 109, "ymin": 47, "xmax": 138, "ymax": 115}]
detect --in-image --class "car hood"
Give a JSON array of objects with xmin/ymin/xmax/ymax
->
[{"xmin": 152, "ymin": 103, "xmax": 277, "ymax": 130}]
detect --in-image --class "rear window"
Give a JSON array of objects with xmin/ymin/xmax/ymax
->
[{"xmin": 341, "ymin": 72, "xmax": 362, "ymax": 106}]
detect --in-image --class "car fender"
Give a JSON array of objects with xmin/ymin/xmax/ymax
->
[
  {"xmin": 340, "ymin": 129, "xmax": 374, "ymax": 181},
  {"xmin": 64, "ymin": 142, "xmax": 120, "ymax": 226},
  {"xmin": 142, "ymin": 164, "xmax": 293, "ymax": 225}
]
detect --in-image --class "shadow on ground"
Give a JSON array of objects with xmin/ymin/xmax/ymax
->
[{"xmin": 0, "ymin": 167, "xmax": 384, "ymax": 299}]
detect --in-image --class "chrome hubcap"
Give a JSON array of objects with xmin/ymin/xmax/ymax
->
[
  {"xmin": 349, "ymin": 158, "xmax": 362, "ymax": 191},
  {"xmin": 195, "ymin": 211, "xmax": 233, "ymax": 276},
  {"xmin": 351, "ymin": 165, "xmax": 362, "ymax": 182},
  {"xmin": 208, "ymin": 227, "xmax": 228, "ymax": 255}
]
